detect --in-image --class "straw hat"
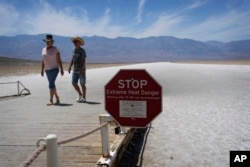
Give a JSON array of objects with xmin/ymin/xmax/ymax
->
[
  {"xmin": 43, "ymin": 34, "xmax": 54, "ymax": 42},
  {"xmin": 71, "ymin": 36, "xmax": 84, "ymax": 46}
]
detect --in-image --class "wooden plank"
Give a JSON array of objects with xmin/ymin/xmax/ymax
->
[
  {"xmin": 0, "ymin": 110, "xmax": 125, "ymax": 166},
  {"xmin": 0, "ymin": 69, "xmax": 134, "ymax": 167}
]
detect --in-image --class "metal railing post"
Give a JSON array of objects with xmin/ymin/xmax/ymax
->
[{"xmin": 17, "ymin": 81, "xmax": 20, "ymax": 95}]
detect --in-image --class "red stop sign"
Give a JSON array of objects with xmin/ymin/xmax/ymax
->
[{"xmin": 105, "ymin": 69, "xmax": 162, "ymax": 127}]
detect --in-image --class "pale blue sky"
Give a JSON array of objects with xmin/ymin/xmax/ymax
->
[{"xmin": 0, "ymin": 0, "xmax": 250, "ymax": 42}]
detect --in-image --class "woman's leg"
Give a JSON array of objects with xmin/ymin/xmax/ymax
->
[
  {"xmin": 51, "ymin": 68, "xmax": 59, "ymax": 103},
  {"xmin": 49, "ymin": 88, "xmax": 59, "ymax": 104},
  {"xmin": 46, "ymin": 68, "xmax": 59, "ymax": 105},
  {"xmin": 49, "ymin": 88, "xmax": 54, "ymax": 105},
  {"xmin": 54, "ymin": 88, "xmax": 60, "ymax": 103}
]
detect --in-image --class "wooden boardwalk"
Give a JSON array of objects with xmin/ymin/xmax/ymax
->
[
  {"xmin": 0, "ymin": 72, "xmax": 133, "ymax": 167},
  {"xmin": 0, "ymin": 94, "xmax": 133, "ymax": 167},
  {"xmin": 1, "ymin": 103, "xmax": 110, "ymax": 166}
]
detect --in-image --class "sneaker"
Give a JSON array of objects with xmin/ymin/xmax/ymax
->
[
  {"xmin": 76, "ymin": 96, "xmax": 86, "ymax": 103},
  {"xmin": 76, "ymin": 96, "xmax": 82, "ymax": 102},
  {"xmin": 79, "ymin": 97, "xmax": 86, "ymax": 103}
]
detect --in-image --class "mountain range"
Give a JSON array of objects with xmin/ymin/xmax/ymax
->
[{"xmin": 0, "ymin": 34, "xmax": 250, "ymax": 63}]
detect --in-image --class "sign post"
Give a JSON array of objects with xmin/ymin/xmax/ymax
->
[{"xmin": 105, "ymin": 69, "xmax": 162, "ymax": 127}]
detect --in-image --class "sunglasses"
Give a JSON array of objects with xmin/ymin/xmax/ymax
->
[{"xmin": 73, "ymin": 40, "xmax": 80, "ymax": 44}]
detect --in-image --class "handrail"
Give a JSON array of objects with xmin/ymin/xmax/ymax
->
[
  {"xmin": 19, "ymin": 122, "xmax": 109, "ymax": 167},
  {"xmin": 58, "ymin": 122, "xmax": 108, "ymax": 145},
  {"xmin": 0, "ymin": 81, "xmax": 18, "ymax": 84},
  {"xmin": 0, "ymin": 80, "xmax": 30, "ymax": 98}
]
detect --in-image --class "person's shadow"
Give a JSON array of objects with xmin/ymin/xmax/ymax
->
[
  {"xmin": 54, "ymin": 103, "xmax": 73, "ymax": 106},
  {"xmin": 79, "ymin": 101, "xmax": 101, "ymax": 105},
  {"xmin": 54, "ymin": 101, "xmax": 101, "ymax": 106}
]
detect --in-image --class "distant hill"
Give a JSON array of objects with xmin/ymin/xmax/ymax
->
[
  {"xmin": 0, "ymin": 56, "xmax": 40, "ymax": 66},
  {"xmin": 0, "ymin": 34, "xmax": 250, "ymax": 63}
]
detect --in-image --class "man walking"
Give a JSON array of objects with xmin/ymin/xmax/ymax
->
[{"xmin": 68, "ymin": 36, "xmax": 87, "ymax": 102}]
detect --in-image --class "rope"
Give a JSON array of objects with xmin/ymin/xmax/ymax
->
[
  {"xmin": 0, "ymin": 81, "xmax": 18, "ymax": 84},
  {"xmin": 18, "ymin": 144, "xmax": 46, "ymax": 167},
  {"xmin": 18, "ymin": 122, "xmax": 109, "ymax": 167},
  {"xmin": 58, "ymin": 122, "xmax": 108, "ymax": 145}
]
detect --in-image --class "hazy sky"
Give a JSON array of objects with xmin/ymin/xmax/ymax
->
[{"xmin": 0, "ymin": 0, "xmax": 250, "ymax": 42}]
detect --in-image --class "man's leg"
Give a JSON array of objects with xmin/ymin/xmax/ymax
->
[
  {"xmin": 80, "ymin": 70, "xmax": 86, "ymax": 100},
  {"xmin": 81, "ymin": 84, "xmax": 86, "ymax": 99},
  {"xmin": 72, "ymin": 71, "xmax": 83, "ymax": 100},
  {"xmin": 73, "ymin": 84, "xmax": 82, "ymax": 97}
]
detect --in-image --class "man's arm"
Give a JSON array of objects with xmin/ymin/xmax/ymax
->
[{"xmin": 68, "ymin": 59, "xmax": 73, "ymax": 73}]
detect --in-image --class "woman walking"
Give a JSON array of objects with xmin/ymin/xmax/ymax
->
[{"xmin": 41, "ymin": 34, "xmax": 64, "ymax": 105}]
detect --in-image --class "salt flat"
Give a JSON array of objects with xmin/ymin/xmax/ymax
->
[
  {"xmin": 1, "ymin": 62, "xmax": 250, "ymax": 167},
  {"xmin": 139, "ymin": 63, "xmax": 250, "ymax": 167}
]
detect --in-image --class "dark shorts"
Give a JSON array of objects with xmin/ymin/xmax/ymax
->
[
  {"xmin": 45, "ymin": 68, "xmax": 59, "ymax": 89},
  {"xmin": 72, "ymin": 70, "xmax": 86, "ymax": 85}
]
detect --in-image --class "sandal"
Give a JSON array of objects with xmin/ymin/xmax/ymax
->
[
  {"xmin": 47, "ymin": 102, "xmax": 53, "ymax": 106},
  {"xmin": 47, "ymin": 99, "xmax": 53, "ymax": 106}
]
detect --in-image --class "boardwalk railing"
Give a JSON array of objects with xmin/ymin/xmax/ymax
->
[
  {"xmin": 0, "ymin": 81, "xmax": 30, "ymax": 98},
  {"xmin": 19, "ymin": 114, "xmax": 126, "ymax": 167}
]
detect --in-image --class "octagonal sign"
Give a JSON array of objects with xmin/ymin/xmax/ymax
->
[{"xmin": 105, "ymin": 69, "xmax": 162, "ymax": 127}]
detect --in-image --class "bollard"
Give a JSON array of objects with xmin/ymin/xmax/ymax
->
[
  {"xmin": 46, "ymin": 134, "xmax": 58, "ymax": 167},
  {"xmin": 99, "ymin": 114, "xmax": 111, "ymax": 158},
  {"xmin": 97, "ymin": 114, "xmax": 127, "ymax": 166},
  {"xmin": 37, "ymin": 134, "xmax": 58, "ymax": 167}
]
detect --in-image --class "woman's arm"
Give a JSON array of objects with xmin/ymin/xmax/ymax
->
[
  {"xmin": 56, "ymin": 52, "xmax": 64, "ymax": 76},
  {"xmin": 41, "ymin": 59, "xmax": 45, "ymax": 76}
]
